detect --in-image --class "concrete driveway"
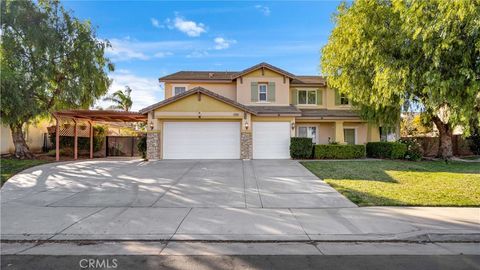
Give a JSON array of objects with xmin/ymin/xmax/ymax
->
[
  {"xmin": 0, "ymin": 159, "xmax": 354, "ymax": 209},
  {"xmin": 1, "ymin": 159, "xmax": 478, "ymax": 242}
]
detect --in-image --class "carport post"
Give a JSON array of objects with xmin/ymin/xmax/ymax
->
[
  {"xmin": 89, "ymin": 120, "xmax": 94, "ymax": 159},
  {"xmin": 53, "ymin": 114, "xmax": 60, "ymax": 161},
  {"xmin": 73, "ymin": 119, "xmax": 78, "ymax": 160}
]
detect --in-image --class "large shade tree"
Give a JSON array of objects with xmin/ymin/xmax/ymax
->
[
  {"xmin": 321, "ymin": 0, "xmax": 480, "ymax": 158},
  {"xmin": 1, "ymin": 0, "xmax": 114, "ymax": 158}
]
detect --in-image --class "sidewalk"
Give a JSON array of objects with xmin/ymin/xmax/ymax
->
[{"xmin": 1, "ymin": 206, "xmax": 479, "ymax": 242}]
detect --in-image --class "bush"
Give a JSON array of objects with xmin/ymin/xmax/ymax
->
[
  {"xmin": 366, "ymin": 142, "xmax": 407, "ymax": 159},
  {"xmin": 314, "ymin": 144, "xmax": 365, "ymax": 159},
  {"xmin": 290, "ymin": 137, "xmax": 313, "ymax": 159},
  {"xmin": 399, "ymin": 139, "xmax": 422, "ymax": 161},
  {"xmin": 50, "ymin": 124, "xmax": 106, "ymax": 153},
  {"xmin": 137, "ymin": 135, "xmax": 147, "ymax": 160},
  {"xmin": 468, "ymin": 134, "xmax": 480, "ymax": 155}
]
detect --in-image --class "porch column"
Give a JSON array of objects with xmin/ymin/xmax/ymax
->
[
  {"xmin": 73, "ymin": 119, "xmax": 78, "ymax": 160},
  {"xmin": 334, "ymin": 121, "xmax": 344, "ymax": 144},
  {"xmin": 54, "ymin": 115, "xmax": 60, "ymax": 161},
  {"xmin": 89, "ymin": 121, "xmax": 94, "ymax": 159}
]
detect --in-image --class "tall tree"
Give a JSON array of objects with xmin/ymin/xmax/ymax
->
[
  {"xmin": 321, "ymin": 0, "xmax": 480, "ymax": 159},
  {"xmin": 103, "ymin": 86, "xmax": 133, "ymax": 111},
  {"xmin": 1, "ymin": 0, "xmax": 114, "ymax": 159}
]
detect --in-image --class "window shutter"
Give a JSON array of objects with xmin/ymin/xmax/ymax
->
[
  {"xmin": 334, "ymin": 89, "xmax": 341, "ymax": 105},
  {"xmin": 292, "ymin": 89, "xmax": 297, "ymax": 105},
  {"xmin": 316, "ymin": 89, "xmax": 322, "ymax": 105},
  {"xmin": 267, "ymin": 82, "xmax": 275, "ymax": 102},
  {"xmin": 251, "ymin": 82, "xmax": 258, "ymax": 102}
]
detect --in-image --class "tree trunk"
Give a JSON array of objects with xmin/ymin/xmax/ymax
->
[
  {"xmin": 10, "ymin": 122, "xmax": 34, "ymax": 159},
  {"xmin": 432, "ymin": 116, "xmax": 453, "ymax": 159}
]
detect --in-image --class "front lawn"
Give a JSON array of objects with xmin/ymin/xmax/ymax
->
[
  {"xmin": 301, "ymin": 160, "xmax": 480, "ymax": 206},
  {"xmin": 1, "ymin": 159, "xmax": 50, "ymax": 186}
]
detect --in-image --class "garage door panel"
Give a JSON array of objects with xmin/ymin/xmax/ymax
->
[
  {"xmin": 253, "ymin": 122, "xmax": 291, "ymax": 159},
  {"xmin": 163, "ymin": 122, "xmax": 240, "ymax": 159}
]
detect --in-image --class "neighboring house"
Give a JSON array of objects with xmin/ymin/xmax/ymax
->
[{"xmin": 140, "ymin": 62, "xmax": 390, "ymax": 160}]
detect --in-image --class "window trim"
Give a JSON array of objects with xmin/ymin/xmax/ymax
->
[
  {"xmin": 297, "ymin": 125, "xmax": 318, "ymax": 144},
  {"xmin": 343, "ymin": 127, "xmax": 357, "ymax": 145},
  {"xmin": 171, "ymin": 84, "xmax": 189, "ymax": 96},
  {"xmin": 258, "ymin": 83, "xmax": 268, "ymax": 102},
  {"xmin": 297, "ymin": 89, "xmax": 317, "ymax": 105},
  {"xmin": 340, "ymin": 93, "xmax": 349, "ymax": 105}
]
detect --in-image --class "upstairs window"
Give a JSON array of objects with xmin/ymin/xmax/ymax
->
[
  {"xmin": 258, "ymin": 83, "xmax": 267, "ymax": 102},
  {"xmin": 173, "ymin": 86, "xmax": 186, "ymax": 96},
  {"xmin": 340, "ymin": 94, "xmax": 349, "ymax": 105},
  {"xmin": 298, "ymin": 90, "xmax": 316, "ymax": 105}
]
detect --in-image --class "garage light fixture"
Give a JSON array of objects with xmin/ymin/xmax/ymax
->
[
  {"xmin": 291, "ymin": 122, "xmax": 295, "ymax": 130},
  {"xmin": 149, "ymin": 121, "xmax": 154, "ymax": 130},
  {"xmin": 244, "ymin": 122, "xmax": 249, "ymax": 130}
]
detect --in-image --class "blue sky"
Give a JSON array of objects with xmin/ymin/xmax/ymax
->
[{"xmin": 62, "ymin": 1, "xmax": 340, "ymax": 110}]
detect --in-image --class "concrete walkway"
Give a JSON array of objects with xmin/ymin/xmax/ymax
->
[{"xmin": 1, "ymin": 159, "xmax": 479, "ymax": 242}]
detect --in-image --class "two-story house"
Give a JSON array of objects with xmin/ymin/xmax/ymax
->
[{"xmin": 140, "ymin": 62, "xmax": 383, "ymax": 160}]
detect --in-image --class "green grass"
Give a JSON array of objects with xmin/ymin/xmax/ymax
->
[
  {"xmin": 459, "ymin": 156, "xmax": 480, "ymax": 160},
  {"xmin": 1, "ymin": 159, "xmax": 50, "ymax": 186},
  {"xmin": 301, "ymin": 160, "xmax": 480, "ymax": 207}
]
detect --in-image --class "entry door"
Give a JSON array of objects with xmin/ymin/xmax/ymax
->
[
  {"xmin": 163, "ymin": 122, "xmax": 240, "ymax": 159},
  {"xmin": 253, "ymin": 122, "xmax": 291, "ymax": 159}
]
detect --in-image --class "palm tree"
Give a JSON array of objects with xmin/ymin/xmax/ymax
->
[{"xmin": 103, "ymin": 86, "xmax": 133, "ymax": 111}]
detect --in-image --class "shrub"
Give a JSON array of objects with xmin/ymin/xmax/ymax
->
[
  {"xmin": 366, "ymin": 142, "xmax": 407, "ymax": 159},
  {"xmin": 468, "ymin": 134, "xmax": 480, "ymax": 155},
  {"xmin": 290, "ymin": 137, "xmax": 313, "ymax": 159},
  {"xmin": 137, "ymin": 135, "xmax": 147, "ymax": 160},
  {"xmin": 399, "ymin": 139, "xmax": 422, "ymax": 161},
  {"xmin": 314, "ymin": 144, "xmax": 365, "ymax": 159}
]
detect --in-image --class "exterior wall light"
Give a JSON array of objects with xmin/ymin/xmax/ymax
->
[
  {"xmin": 291, "ymin": 122, "xmax": 295, "ymax": 130},
  {"xmin": 245, "ymin": 122, "xmax": 249, "ymax": 130},
  {"xmin": 149, "ymin": 121, "xmax": 154, "ymax": 130}
]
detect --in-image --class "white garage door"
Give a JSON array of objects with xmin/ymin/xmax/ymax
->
[
  {"xmin": 163, "ymin": 122, "xmax": 240, "ymax": 159},
  {"xmin": 253, "ymin": 122, "xmax": 291, "ymax": 159}
]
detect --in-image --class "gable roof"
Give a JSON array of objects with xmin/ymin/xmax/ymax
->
[
  {"xmin": 159, "ymin": 71, "xmax": 237, "ymax": 82},
  {"xmin": 231, "ymin": 62, "xmax": 296, "ymax": 79},
  {"xmin": 139, "ymin": 87, "xmax": 257, "ymax": 114}
]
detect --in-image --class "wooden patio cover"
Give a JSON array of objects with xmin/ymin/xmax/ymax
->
[{"xmin": 52, "ymin": 110, "xmax": 147, "ymax": 161}]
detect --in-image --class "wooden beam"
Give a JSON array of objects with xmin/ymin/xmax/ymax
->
[
  {"xmin": 89, "ymin": 120, "xmax": 94, "ymax": 159},
  {"xmin": 73, "ymin": 119, "xmax": 78, "ymax": 160},
  {"xmin": 54, "ymin": 114, "xmax": 60, "ymax": 161}
]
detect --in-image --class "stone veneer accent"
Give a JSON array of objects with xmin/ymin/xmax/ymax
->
[
  {"xmin": 240, "ymin": 132, "xmax": 253, "ymax": 159},
  {"xmin": 146, "ymin": 132, "xmax": 161, "ymax": 160}
]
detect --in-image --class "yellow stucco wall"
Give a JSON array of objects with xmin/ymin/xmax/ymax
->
[
  {"xmin": 155, "ymin": 94, "xmax": 243, "ymax": 113},
  {"xmin": 1, "ymin": 120, "xmax": 51, "ymax": 154},
  {"xmin": 164, "ymin": 82, "xmax": 236, "ymax": 100},
  {"xmin": 236, "ymin": 69, "xmax": 290, "ymax": 106}
]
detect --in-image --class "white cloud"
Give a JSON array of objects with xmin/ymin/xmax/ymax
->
[
  {"xmin": 97, "ymin": 70, "xmax": 163, "ymax": 111},
  {"xmin": 106, "ymin": 39, "xmax": 150, "ymax": 61},
  {"xmin": 150, "ymin": 18, "xmax": 162, "ymax": 28},
  {"xmin": 153, "ymin": 51, "xmax": 173, "ymax": 58},
  {"xmin": 255, "ymin": 5, "xmax": 271, "ymax": 16},
  {"xmin": 214, "ymin": 37, "xmax": 236, "ymax": 50},
  {"xmin": 186, "ymin": 50, "xmax": 209, "ymax": 58},
  {"xmin": 166, "ymin": 15, "xmax": 206, "ymax": 37},
  {"xmin": 105, "ymin": 38, "xmax": 198, "ymax": 61}
]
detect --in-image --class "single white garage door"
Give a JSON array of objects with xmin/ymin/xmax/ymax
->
[
  {"xmin": 163, "ymin": 122, "xmax": 240, "ymax": 159},
  {"xmin": 253, "ymin": 122, "xmax": 291, "ymax": 159}
]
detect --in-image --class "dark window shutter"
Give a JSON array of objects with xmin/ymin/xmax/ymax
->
[
  {"xmin": 267, "ymin": 82, "xmax": 275, "ymax": 102},
  {"xmin": 251, "ymin": 82, "xmax": 258, "ymax": 102}
]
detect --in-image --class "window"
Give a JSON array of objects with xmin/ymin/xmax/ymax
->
[
  {"xmin": 340, "ymin": 94, "xmax": 349, "ymax": 105},
  {"xmin": 258, "ymin": 83, "xmax": 267, "ymax": 102},
  {"xmin": 380, "ymin": 127, "xmax": 396, "ymax": 142},
  {"xmin": 343, "ymin": 128, "xmax": 356, "ymax": 145},
  {"xmin": 298, "ymin": 90, "xmax": 316, "ymax": 105},
  {"xmin": 298, "ymin": 126, "xmax": 317, "ymax": 144},
  {"xmin": 173, "ymin": 86, "xmax": 186, "ymax": 96}
]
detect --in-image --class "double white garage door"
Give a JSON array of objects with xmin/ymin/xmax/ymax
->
[{"xmin": 163, "ymin": 122, "xmax": 290, "ymax": 159}]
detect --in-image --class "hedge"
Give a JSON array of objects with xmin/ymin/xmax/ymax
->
[
  {"xmin": 314, "ymin": 144, "xmax": 366, "ymax": 159},
  {"xmin": 290, "ymin": 137, "xmax": 313, "ymax": 159},
  {"xmin": 366, "ymin": 142, "xmax": 407, "ymax": 159}
]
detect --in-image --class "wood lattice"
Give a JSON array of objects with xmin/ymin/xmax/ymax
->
[{"xmin": 48, "ymin": 118, "xmax": 91, "ymax": 137}]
